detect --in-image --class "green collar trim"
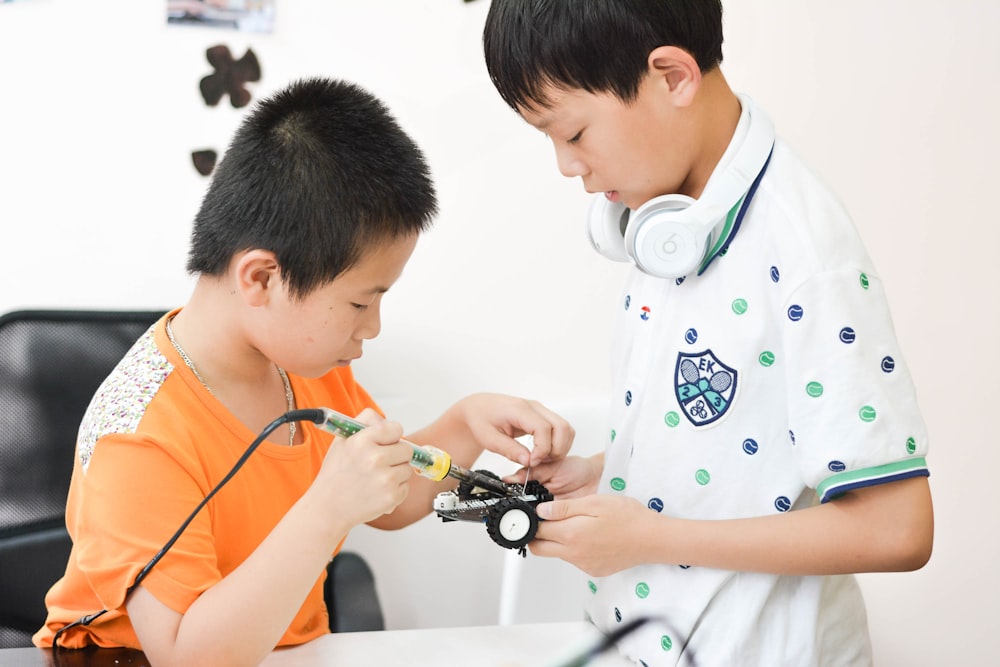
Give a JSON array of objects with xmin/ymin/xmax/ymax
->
[{"xmin": 697, "ymin": 197, "xmax": 744, "ymax": 274}]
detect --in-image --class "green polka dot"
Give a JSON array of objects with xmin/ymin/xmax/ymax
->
[
  {"xmin": 906, "ymin": 437, "xmax": 917, "ymax": 454},
  {"xmin": 610, "ymin": 429, "xmax": 617, "ymax": 443},
  {"xmin": 588, "ymin": 580, "xmax": 597, "ymax": 594},
  {"xmin": 695, "ymin": 469, "xmax": 711, "ymax": 485},
  {"xmin": 859, "ymin": 405, "xmax": 877, "ymax": 422},
  {"xmin": 759, "ymin": 350, "xmax": 775, "ymax": 367},
  {"xmin": 661, "ymin": 635, "xmax": 673, "ymax": 651},
  {"xmin": 635, "ymin": 582, "xmax": 650, "ymax": 599},
  {"xmin": 610, "ymin": 477, "xmax": 627, "ymax": 492},
  {"xmin": 859, "ymin": 273, "xmax": 870, "ymax": 290},
  {"xmin": 806, "ymin": 381, "xmax": 824, "ymax": 398},
  {"xmin": 731, "ymin": 298, "xmax": 748, "ymax": 315},
  {"xmin": 664, "ymin": 411, "xmax": 680, "ymax": 427}
]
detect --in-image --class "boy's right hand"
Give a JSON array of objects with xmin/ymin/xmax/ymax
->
[
  {"xmin": 503, "ymin": 453, "xmax": 603, "ymax": 499},
  {"xmin": 316, "ymin": 413, "xmax": 413, "ymax": 528}
]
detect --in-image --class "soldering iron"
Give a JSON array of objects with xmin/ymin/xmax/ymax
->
[{"xmin": 315, "ymin": 407, "xmax": 512, "ymax": 496}]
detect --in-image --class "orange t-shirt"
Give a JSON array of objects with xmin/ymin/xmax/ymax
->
[{"xmin": 33, "ymin": 310, "xmax": 380, "ymax": 649}]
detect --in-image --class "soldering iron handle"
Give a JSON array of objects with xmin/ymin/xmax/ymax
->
[{"xmin": 315, "ymin": 407, "xmax": 453, "ymax": 481}]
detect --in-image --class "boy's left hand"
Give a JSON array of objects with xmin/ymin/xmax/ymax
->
[
  {"xmin": 530, "ymin": 494, "xmax": 654, "ymax": 577},
  {"xmin": 452, "ymin": 392, "xmax": 575, "ymax": 467}
]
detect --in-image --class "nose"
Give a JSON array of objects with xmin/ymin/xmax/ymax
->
[
  {"xmin": 553, "ymin": 143, "xmax": 587, "ymax": 179},
  {"xmin": 357, "ymin": 305, "xmax": 382, "ymax": 341}
]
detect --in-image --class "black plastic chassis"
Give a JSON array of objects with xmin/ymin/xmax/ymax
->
[{"xmin": 433, "ymin": 473, "xmax": 553, "ymax": 553}]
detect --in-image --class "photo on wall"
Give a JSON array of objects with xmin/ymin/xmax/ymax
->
[{"xmin": 167, "ymin": 0, "xmax": 275, "ymax": 34}]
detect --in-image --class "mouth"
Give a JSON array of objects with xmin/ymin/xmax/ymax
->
[{"xmin": 338, "ymin": 353, "xmax": 362, "ymax": 367}]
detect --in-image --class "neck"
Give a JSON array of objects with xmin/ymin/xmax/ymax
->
[
  {"xmin": 172, "ymin": 280, "xmax": 278, "ymax": 390},
  {"xmin": 676, "ymin": 69, "xmax": 742, "ymax": 199},
  {"xmin": 170, "ymin": 281, "xmax": 299, "ymax": 445}
]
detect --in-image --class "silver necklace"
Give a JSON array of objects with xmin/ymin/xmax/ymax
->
[{"xmin": 165, "ymin": 315, "xmax": 297, "ymax": 445}]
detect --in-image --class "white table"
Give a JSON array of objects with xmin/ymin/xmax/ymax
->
[{"xmin": 261, "ymin": 621, "xmax": 631, "ymax": 667}]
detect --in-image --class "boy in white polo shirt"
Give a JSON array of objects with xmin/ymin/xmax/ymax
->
[{"xmin": 482, "ymin": 1, "xmax": 934, "ymax": 665}]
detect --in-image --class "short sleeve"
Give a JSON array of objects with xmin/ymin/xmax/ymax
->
[
  {"xmin": 75, "ymin": 432, "xmax": 222, "ymax": 614},
  {"xmin": 782, "ymin": 268, "xmax": 929, "ymax": 502}
]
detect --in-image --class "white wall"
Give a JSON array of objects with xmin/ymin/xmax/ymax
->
[{"xmin": 2, "ymin": 2, "xmax": 997, "ymax": 665}]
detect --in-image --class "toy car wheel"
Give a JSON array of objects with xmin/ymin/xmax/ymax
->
[{"xmin": 486, "ymin": 498, "xmax": 538, "ymax": 550}]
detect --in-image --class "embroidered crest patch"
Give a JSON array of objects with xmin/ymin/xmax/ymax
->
[{"xmin": 674, "ymin": 350, "xmax": 738, "ymax": 426}]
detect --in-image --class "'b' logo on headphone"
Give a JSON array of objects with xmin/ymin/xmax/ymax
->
[{"xmin": 661, "ymin": 232, "xmax": 679, "ymax": 256}]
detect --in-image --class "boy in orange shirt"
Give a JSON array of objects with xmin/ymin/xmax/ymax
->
[{"xmin": 34, "ymin": 77, "xmax": 574, "ymax": 666}]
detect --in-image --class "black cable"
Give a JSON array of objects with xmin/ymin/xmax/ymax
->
[{"xmin": 52, "ymin": 408, "xmax": 327, "ymax": 650}]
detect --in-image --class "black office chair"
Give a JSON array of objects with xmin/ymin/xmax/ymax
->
[
  {"xmin": 0, "ymin": 309, "xmax": 384, "ymax": 648},
  {"xmin": 325, "ymin": 551, "xmax": 385, "ymax": 633},
  {"xmin": 0, "ymin": 309, "xmax": 164, "ymax": 648}
]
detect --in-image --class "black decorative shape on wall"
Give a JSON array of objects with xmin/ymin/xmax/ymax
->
[
  {"xmin": 191, "ymin": 150, "xmax": 218, "ymax": 176},
  {"xmin": 199, "ymin": 45, "xmax": 261, "ymax": 108}
]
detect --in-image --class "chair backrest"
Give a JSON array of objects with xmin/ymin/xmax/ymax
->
[
  {"xmin": 324, "ymin": 551, "xmax": 385, "ymax": 633},
  {"xmin": 0, "ymin": 309, "xmax": 164, "ymax": 648}
]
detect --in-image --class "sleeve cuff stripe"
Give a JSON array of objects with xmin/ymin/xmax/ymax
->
[{"xmin": 817, "ymin": 457, "xmax": 929, "ymax": 503}]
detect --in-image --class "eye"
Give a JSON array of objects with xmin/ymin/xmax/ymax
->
[
  {"xmin": 352, "ymin": 303, "xmax": 370, "ymax": 312},
  {"xmin": 567, "ymin": 130, "xmax": 583, "ymax": 145}
]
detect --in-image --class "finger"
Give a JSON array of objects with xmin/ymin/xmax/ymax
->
[
  {"xmin": 360, "ymin": 420, "xmax": 403, "ymax": 446},
  {"xmin": 501, "ymin": 467, "xmax": 528, "ymax": 484},
  {"xmin": 535, "ymin": 500, "xmax": 560, "ymax": 520},
  {"xmin": 477, "ymin": 428, "xmax": 533, "ymax": 468},
  {"xmin": 354, "ymin": 408, "xmax": 386, "ymax": 428},
  {"xmin": 524, "ymin": 401, "xmax": 576, "ymax": 463},
  {"xmin": 537, "ymin": 496, "xmax": 598, "ymax": 521},
  {"xmin": 502, "ymin": 460, "xmax": 558, "ymax": 484}
]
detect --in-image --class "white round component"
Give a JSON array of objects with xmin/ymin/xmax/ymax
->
[{"xmin": 497, "ymin": 507, "xmax": 532, "ymax": 541}]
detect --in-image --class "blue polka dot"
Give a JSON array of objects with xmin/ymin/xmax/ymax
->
[
  {"xmin": 839, "ymin": 327, "xmax": 856, "ymax": 344},
  {"xmin": 624, "ymin": 295, "xmax": 631, "ymax": 310},
  {"xmin": 789, "ymin": 430, "xmax": 796, "ymax": 445},
  {"xmin": 684, "ymin": 328, "xmax": 698, "ymax": 344},
  {"xmin": 774, "ymin": 496, "xmax": 792, "ymax": 512},
  {"xmin": 648, "ymin": 498, "xmax": 664, "ymax": 512},
  {"xmin": 828, "ymin": 460, "xmax": 847, "ymax": 473},
  {"xmin": 770, "ymin": 266, "xmax": 780, "ymax": 283},
  {"xmin": 787, "ymin": 304, "xmax": 804, "ymax": 321},
  {"xmin": 742, "ymin": 438, "xmax": 759, "ymax": 455},
  {"xmin": 614, "ymin": 608, "xmax": 622, "ymax": 623},
  {"xmin": 675, "ymin": 277, "xmax": 685, "ymax": 286},
  {"xmin": 678, "ymin": 564, "xmax": 691, "ymax": 570},
  {"xmin": 625, "ymin": 391, "xmax": 632, "ymax": 406},
  {"xmin": 881, "ymin": 356, "xmax": 896, "ymax": 373}
]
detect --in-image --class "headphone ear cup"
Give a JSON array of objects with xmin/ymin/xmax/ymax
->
[
  {"xmin": 587, "ymin": 196, "xmax": 631, "ymax": 263},
  {"xmin": 623, "ymin": 194, "xmax": 703, "ymax": 278}
]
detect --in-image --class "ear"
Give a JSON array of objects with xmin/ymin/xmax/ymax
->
[
  {"xmin": 232, "ymin": 249, "xmax": 283, "ymax": 307},
  {"xmin": 647, "ymin": 45, "xmax": 702, "ymax": 107}
]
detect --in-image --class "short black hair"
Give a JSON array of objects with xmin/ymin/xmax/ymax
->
[
  {"xmin": 483, "ymin": 0, "xmax": 724, "ymax": 112},
  {"xmin": 186, "ymin": 77, "xmax": 437, "ymax": 298}
]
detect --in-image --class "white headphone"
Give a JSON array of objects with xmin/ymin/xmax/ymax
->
[{"xmin": 586, "ymin": 94, "xmax": 775, "ymax": 278}]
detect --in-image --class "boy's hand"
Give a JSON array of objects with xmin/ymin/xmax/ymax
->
[
  {"xmin": 530, "ymin": 494, "xmax": 655, "ymax": 577},
  {"xmin": 453, "ymin": 393, "xmax": 575, "ymax": 467},
  {"xmin": 503, "ymin": 454, "xmax": 602, "ymax": 499},
  {"xmin": 317, "ymin": 417, "xmax": 413, "ymax": 527}
]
